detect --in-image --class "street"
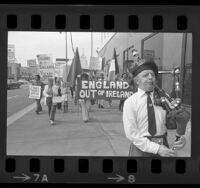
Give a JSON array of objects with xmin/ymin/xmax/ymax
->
[{"xmin": 7, "ymin": 84, "xmax": 35, "ymax": 117}]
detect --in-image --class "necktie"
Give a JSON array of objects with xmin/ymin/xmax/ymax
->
[{"xmin": 146, "ymin": 91, "xmax": 157, "ymax": 136}]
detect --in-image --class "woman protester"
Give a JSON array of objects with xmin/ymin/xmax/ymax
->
[
  {"xmin": 43, "ymin": 78, "xmax": 61, "ymax": 125},
  {"xmin": 43, "ymin": 78, "xmax": 54, "ymax": 124}
]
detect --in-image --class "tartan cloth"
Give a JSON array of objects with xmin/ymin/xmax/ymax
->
[{"xmin": 128, "ymin": 133, "xmax": 168, "ymax": 157}]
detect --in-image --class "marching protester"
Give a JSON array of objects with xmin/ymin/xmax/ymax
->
[
  {"xmin": 33, "ymin": 74, "xmax": 45, "ymax": 115},
  {"xmin": 61, "ymin": 81, "xmax": 69, "ymax": 113},
  {"xmin": 78, "ymin": 73, "xmax": 91, "ymax": 123},
  {"xmin": 70, "ymin": 86, "xmax": 74, "ymax": 99},
  {"xmin": 43, "ymin": 78, "xmax": 54, "ymax": 119},
  {"xmin": 43, "ymin": 77, "xmax": 62, "ymax": 125},
  {"xmin": 123, "ymin": 60, "xmax": 190, "ymax": 157},
  {"xmin": 97, "ymin": 73, "xmax": 104, "ymax": 109},
  {"xmin": 128, "ymin": 49, "xmax": 143, "ymax": 90},
  {"xmin": 54, "ymin": 77, "xmax": 62, "ymax": 112},
  {"xmin": 118, "ymin": 49, "xmax": 140, "ymax": 112},
  {"xmin": 118, "ymin": 73, "xmax": 129, "ymax": 112}
]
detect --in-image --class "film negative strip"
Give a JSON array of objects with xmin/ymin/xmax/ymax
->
[{"xmin": 0, "ymin": 4, "xmax": 199, "ymax": 184}]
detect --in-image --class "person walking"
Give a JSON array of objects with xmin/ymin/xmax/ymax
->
[
  {"xmin": 97, "ymin": 74, "xmax": 104, "ymax": 109},
  {"xmin": 61, "ymin": 81, "xmax": 69, "ymax": 113},
  {"xmin": 70, "ymin": 86, "xmax": 74, "ymax": 99},
  {"xmin": 43, "ymin": 78, "xmax": 54, "ymax": 119},
  {"xmin": 54, "ymin": 77, "xmax": 62, "ymax": 111},
  {"xmin": 78, "ymin": 73, "xmax": 91, "ymax": 123},
  {"xmin": 32, "ymin": 74, "xmax": 45, "ymax": 115},
  {"xmin": 43, "ymin": 78, "xmax": 61, "ymax": 125},
  {"xmin": 118, "ymin": 73, "xmax": 126, "ymax": 112}
]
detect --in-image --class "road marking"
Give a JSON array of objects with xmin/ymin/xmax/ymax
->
[
  {"xmin": 8, "ymin": 95, "xmax": 19, "ymax": 100},
  {"xmin": 7, "ymin": 98, "xmax": 44, "ymax": 127}
]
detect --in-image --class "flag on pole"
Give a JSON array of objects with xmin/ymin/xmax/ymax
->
[
  {"xmin": 108, "ymin": 48, "xmax": 119, "ymax": 81},
  {"xmin": 67, "ymin": 48, "xmax": 82, "ymax": 88}
]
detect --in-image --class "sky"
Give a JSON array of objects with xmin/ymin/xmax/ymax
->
[{"xmin": 8, "ymin": 31, "xmax": 104, "ymax": 67}]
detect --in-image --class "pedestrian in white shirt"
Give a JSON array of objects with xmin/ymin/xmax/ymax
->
[
  {"xmin": 43, "ymin": 78, "xmax": 61, "ymax": 125},
  {"xmin": 43, "ymin": 78, "xmax": 54, "ymax": 124},
  {"xmin": 78, "ymin": 73, "xmax": 91, "ymax": 123},
  {"xmin": 123, "ymin": 60, "xmax": 190, "ymax": 157},
  {"xmin": 61, "ymin": 81, "xmax": 69, "ymax": 113}
]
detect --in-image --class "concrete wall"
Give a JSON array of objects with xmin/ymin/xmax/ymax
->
[
  {"xmin": 143, "ymin": 33, "xmax": 164, "ymax": 68},
  {"xmin": 98, "ymin": 32, "xmax": 151, "ymax": 75},
  {"xmin": 98, "ymin": 33, "xmax": 186, "ymax": 94}
]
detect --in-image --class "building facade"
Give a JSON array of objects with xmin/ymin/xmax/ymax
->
[
  {"xmin": 98, "ymin": 33, "xmax": 192, "ymax": 109},
  {"xmin": 8, "ymin": 62, "xmax": 21, "ymax": 80}
]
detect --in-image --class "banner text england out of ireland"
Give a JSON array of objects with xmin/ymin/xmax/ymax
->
[{"xmin": 77, "ymin": 80, "xmax": 134, "ymax": 100}]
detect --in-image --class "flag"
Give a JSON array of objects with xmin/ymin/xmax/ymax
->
[
  {"xmin": 101, "ymin": 57, "xmax": 105, "ymax": 71},
  {"xmin": 67, "ymin": 48, "xmax": 82, "ymax": 88},
  {"xmin": 108, "ymin": 48, "xmax": 119, "ymax": 81}
]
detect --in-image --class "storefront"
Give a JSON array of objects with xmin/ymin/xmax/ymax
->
[
  {"xmin": 98, "ymin": 33, "xmax": 192, "ymax": 109},
  {"xmin": 141, "ymin": 33, "xmax": 192, "ymax": 109}
]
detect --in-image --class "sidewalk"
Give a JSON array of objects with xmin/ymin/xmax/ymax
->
[
  {"xmin": 7, "ymin": 98, "xmax": 131, "ymax": 156},
  {"xmin": 7, "ymin": 97, "xmax": 191, "ymax": 157}
]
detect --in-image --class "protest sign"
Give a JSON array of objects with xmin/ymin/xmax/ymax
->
[
  {"xmin": 54, "ymin": 62, "xmax": 65, "ymax": 78},
  {"xmin": 37, "ymin": 54, "xmax": 54, "ymax": 78},
  {"xmin": 27, "ymin": 59, "xmax": 37, "ymax": 67},
  {"xmin": 39, "ymin": 68, "xmax": 54, "ymax": 78},
  {"xmin": 37, "ymin": 54, "xmax": 53, "ymax": 66},
  {"xmin": 77, "ymin": 80, "xmax": 134, "ymax": 100},
  {"xmin": 52, "ymin": 96, "xmax": 62, "ymax": 103},
  {"xmin": 89, "ymin": 56, "xmax": 102, "ymax": 70},
  {"xmin": 29, "ymin": 85, "xmax": 41, "ymax": 99}
]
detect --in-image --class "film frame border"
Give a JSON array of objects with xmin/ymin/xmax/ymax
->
[{"xmin": 0, "ymin": 4, "xmax": 199, "ymax": 184}]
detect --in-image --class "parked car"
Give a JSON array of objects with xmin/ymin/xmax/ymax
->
[
  {"xmin": 7, "ymin": 79, "xmax": 21, "ymax": 89},
  {"xmin": 17, "ymin": 79, "xmax": 30, "ymax": 85}
]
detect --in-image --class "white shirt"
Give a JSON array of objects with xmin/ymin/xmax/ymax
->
[
  {"xmin": 61, "ymin": 87, "xmax": 68, "ymax": 101},
  {"xmin": 43, "ymin": 85, "xmax": 53, "ymax": 97},
  {"xmin": 123, "ymin": 88, "xmax": 167, "ymax": 154}
]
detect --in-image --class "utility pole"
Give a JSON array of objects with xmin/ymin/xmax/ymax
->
[
  {"xmin": 65, "ymin": 32, "xmax": 69, "ymax": 80},
  {"xmin": 65, "ymin": 32, "xmax": 67, "ymax": 60}
]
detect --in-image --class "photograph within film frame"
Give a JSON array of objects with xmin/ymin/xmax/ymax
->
[{"xmin": 0, "ymin": 4, "xmax": 198, "ymax": 184}]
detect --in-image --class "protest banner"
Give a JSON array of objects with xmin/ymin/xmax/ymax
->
[
  {"xmin": 27, "ymin": 59, "xmax": 37, "ymax": 67},
  {"xmin": 37, "ymin": 54, "xmax": 53, "ymax": 66},
  {"xmin": 54, "ymin": 61, "xmax": 66, "ymax": 78},
  {"xmin": 29, "ymin": 85, "xmax": 41, "ymax": 99},
  {"xmin": 39, "ymin": 68, "xmax": 54, "ymax": 78},
  {"xmin": 37, "ymin": 54, "xmax": 54, "ymax": 79},
  {"xmin": 89, "ymin": 56, "xmax": 102, "ymax": 70},
  {"xmin": 77, "ymin": 80, "xmax": 134, "ymax": 100}
]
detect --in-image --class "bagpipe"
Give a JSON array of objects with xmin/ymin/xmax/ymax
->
[{"xmin": 153, "ymin": 67, "xmax": 191, "ymax": 141}]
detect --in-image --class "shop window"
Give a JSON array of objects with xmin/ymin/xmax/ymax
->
[
  {"xmin": 142, "ymin": 33, "xmax": 192, "ymax": 107},
  {"xmin": 182, "ymin": 34, "xmax": 192, "ymax": 106}
]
